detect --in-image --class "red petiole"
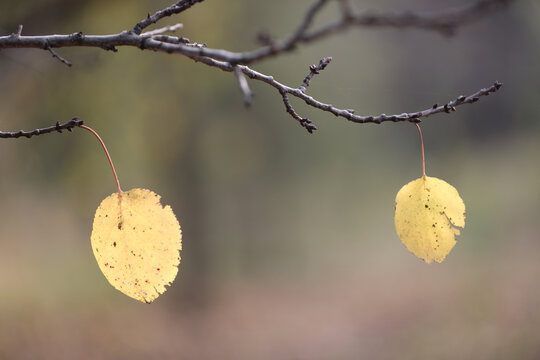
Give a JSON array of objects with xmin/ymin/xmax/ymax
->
[
  {"xmin": 79, "ymin": 125, "xmax": 123, "ymax": 196},
  {"xmin": 415, "ymin": 123, "xmax": 426, "ymax": 179}
]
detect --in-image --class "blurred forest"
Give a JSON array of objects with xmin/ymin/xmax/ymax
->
[{"xmin": 1, "ymin": 0, "xmax": 539, "ymax": 359}]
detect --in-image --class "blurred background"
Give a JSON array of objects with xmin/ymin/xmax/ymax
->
[{"xmin": 0, "ymin": 0, "xmax": 539, "ymax": 358}]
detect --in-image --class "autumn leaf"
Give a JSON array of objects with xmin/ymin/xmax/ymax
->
[
  {"xmin": 91, "ymin": 188, "xmax": 182, "ymax": 303},
  {"xmin": 394, "ymin": 176, "xmax": 465, "ymax": 263}
]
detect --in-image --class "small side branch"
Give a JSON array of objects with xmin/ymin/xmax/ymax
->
[
  {"xmin": 168, "ymin": 0, "xmax": 516, "ymax": 64},
  {"xmin": 234, "ymin": 66, "xmax": 253, "ymax": 107},
  {"xmin": 280, "ymin": 90, "xmax": 317, "ymax": 133},
  {"xmin": 46, "ymin": 45, "xmax": 72, "ymax": 67},
  {"xmin": 141, "ymin": 23, "xmax": 183, "ymax": 37},
  {"xmin": 299, "ymin": 56, "xmax": 332, "ymax": 93},
  {"xmin": 304, "ymin": 0, "xmax": 515, "ymax": 43},
  {"xmin": 0, "ymin": 118, "xmax": 83, "ymax": 139},
  {"xmin": 235, "ymin": 60, "xmax": 503, "ymax": 131},
  {"xmin": 132, "ymin": 0, "xmax": 204, "ymax": 35},
  {"xmin": 280, "ymin": 0, "xmax": 329, "ymax": 51},
  {"xmin": 0, "ymin": 0, "xmax": 514, "ymax": 65}
]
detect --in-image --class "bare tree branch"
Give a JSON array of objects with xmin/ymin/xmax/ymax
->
[
  {"xmin": 278, "ymin": 0, "xmax": 329, "ymax": 53},
  {"xmin": 332, "ymin": 0, "xmax": 514, "ymax": 37},
  {"xmin": 0, "ymin": 118, "xmax": 83, "ymax": 139},
  {"xmin": 0, "ymin": 0, "xmax": 515, "ymax": 63},
  {"xmin": 0, "ymin": 0, "xmax": 510, "ymax": 134},
  {"xmin": 299, "ymin": 0, "xmax": 515, "ymax": 45},
  {"xmin": 185, "ymin": 53, "xmax": 503, "ymax": 130},
  {"xmin": 234, "ymin": 64, "xmax": 503, "ymax": 130}
]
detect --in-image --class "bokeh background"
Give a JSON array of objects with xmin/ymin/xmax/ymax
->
[{"xmin": 1, "ymin": 0, "xmax": 539, "ymax": 359}]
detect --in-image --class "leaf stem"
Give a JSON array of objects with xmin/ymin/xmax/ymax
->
[
  {"xmin": 79, "ymin": 125, "xmax": 123, "ymax": 195},
  {"xmin": 415, "ymin": 123, "xmax": 426, "ymax": 179}
]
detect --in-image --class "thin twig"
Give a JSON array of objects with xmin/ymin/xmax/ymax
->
[
  {"xmin": 46, "ymin": 45, "xmax": 72, "ymax": 67},
  {"xmin": 280, "ymin": 90, "xmax": 317, "ymax": 133},
  {"xmin": 234, "ymin": 66, "xmax": 253, "ymax": 107},
  {"xmin": 299, "ymin": 57, "xmax": 332, "ymax": 93},
  {"xmin": 141, "ymin": 23, "xmax": 183, "ymax": 37},
  {"xmin": 132, "ymin": 0, "xmax": 204, "ymax": 35},
  {"xmin": 0, "ymin": 118, "xmax": 83, "ymax": 139}
]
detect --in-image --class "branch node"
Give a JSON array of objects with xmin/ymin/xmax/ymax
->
[
  {"xmin": 139, "ymin": 37, "xmax": 148, "ymax": 50},
  {"xmin": 72, "ymin": 31, "xmax": 84, "ymax": 42}
]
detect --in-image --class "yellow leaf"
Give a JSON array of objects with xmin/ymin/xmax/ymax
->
[
  {"xmin": 91, "ymin": 188, "xmax": 182, "ymax": 303},
  {"xmin": 394, "ymin": 176, "xmax": 465, "ymax": 264}
]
